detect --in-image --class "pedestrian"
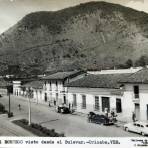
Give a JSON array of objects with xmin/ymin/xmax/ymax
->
[
  {"xmin": 18, "ymin": 104, "xmax": 21, "ymax": 110},
  {"xmin": 111, "ymin": 110, "xmax": 115, "ymax": 117},
  {"xmin": 54, "ymin": 100, "xmax": 56, "ymax": 106},
  {"xmin": 132, "ymin": 112, "xmax": 136, "ymax": 122},
  {"xmin": 69, "ymin": 103, "xmax": 71, "ymax": 110},
  {"xmin": 105, "ymin": 108, "xmax": 109, "ymax": 117},
  {"xmin": 48, "ymin": 101, "xmax": 51, "ymax": 107}
]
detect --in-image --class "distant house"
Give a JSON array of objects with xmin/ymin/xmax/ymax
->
[
  {"xmin": 65, "ymin": 74, "xmax": 131, "ymax": 116},
  {"xmin": 12, "ymin": 77, "xmax": 37, "ymax": 96},
  {"xmin": 42, "ymin": 71, "xmax": 86, "ymax": 106},
  {"xmin": 21, "ymin": 80, "xmax": 44, "ymax": 104},
  {"xmin": 119, "ymin": 68, "xmax": 148, "ymax": 121}
]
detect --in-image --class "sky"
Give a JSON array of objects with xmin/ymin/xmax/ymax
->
[{"xmin": 0, "ymin": 0, "xmax": 147, "ymax": 34}]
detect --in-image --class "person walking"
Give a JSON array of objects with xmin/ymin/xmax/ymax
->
[
  {"xmin": 18, "ymin": 104, "xmax": 21, "ymax": 111},
  {"xmin": 132, "ymin": 112, "xmax": 136, "ymax": 122}
]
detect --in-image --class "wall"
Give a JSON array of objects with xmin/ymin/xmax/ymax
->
[
  {"xmin": 67, "ymin": 87, "xmax": 123, "ymax": 115},
  {"xmin": 139, "ymin": 84, "xmax": 148, "ymax": 121},
  {"xmin": 123, "ymin": 84, "xmax": 148, "ymax": 121},
  {"xmin": 13, "ymin": 81, "xmax": 21, "ymax": 96}
]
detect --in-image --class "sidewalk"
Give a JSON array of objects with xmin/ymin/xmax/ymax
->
[{"xmin": 0, "ymin": 114, "xmax": 36, "ymax": 136}]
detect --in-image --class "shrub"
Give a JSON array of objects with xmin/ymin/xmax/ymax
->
[
  {"xmin": 14, "ymin": 119, "xmax": 65, "ymax": 137},
  {"xmin": 21, "ymin": 119, "xmax": 28, "ymax": 125}
]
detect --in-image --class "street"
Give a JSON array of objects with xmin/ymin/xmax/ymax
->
[{"xmin": 0, "ymin": 95, "xmax": 143, "ymax": 137}]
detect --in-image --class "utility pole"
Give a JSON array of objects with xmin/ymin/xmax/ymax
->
[
  {"xmin": 7, "ymin": 83, "xmax": 13, "ymax": 118},
  {"xmin": 8, "ymin": 90, "xmax": 10, "ymax": 115},
  {"xmin": 28, "ymin": 94, "xmax": 31, "ymax": 126},
  {"xmin": 27, "ymin": 87, "xmax": 32, "ymax": 126}
]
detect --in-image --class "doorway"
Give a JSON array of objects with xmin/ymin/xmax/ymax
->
[
  {"xmin": 146, "ymin": 104, "xmax": 148, "ymax": 120},
  {"xmin": 44, "ymin": 93, "xmax": 47, "ymax": 102},
  {"xmin": 135, "ymin": 103, "xmax": 140, "ymax": 120},
  {"xmin": 102, "ymin": 97, "xmax": 110, "ymax": 112}
]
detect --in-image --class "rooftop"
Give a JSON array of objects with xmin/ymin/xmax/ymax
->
[
  {"xmin": 65, "ymin": 73, "xmax": 132, "ymax": 89},
  {"xmin": 119, "ymin": 68, "xmax": 148, "ymax": 84},
  {"xmin": 22, "ymin": 80, "xmax": 44, "ymax": 89},
  {"xmin": 42, "ymin": 71, "xmax": 84, "ymax": 80}
]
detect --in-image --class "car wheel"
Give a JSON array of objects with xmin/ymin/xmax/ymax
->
[
  {"xmin": 141, "ymin": 132, "xmax": 145, "ymax": 136},
  {"xmin": 125, "ymin": 127, "xmax": 129, "ymax": 132}
]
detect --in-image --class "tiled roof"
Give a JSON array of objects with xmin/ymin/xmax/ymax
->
[
  {"xmin": 119, "ymin": 68, "xmax": 148, "ymax": 84},
  {"xmin": 65, "ymin": 73, "xmax": 131, "ymax": 89},
  {"xmin": 42, "ymin": 71, "xmax": 84, "ymax": 80},
  {"xmin": 22, "ymin": 80, "xmax": 44, "ymax": 89}
]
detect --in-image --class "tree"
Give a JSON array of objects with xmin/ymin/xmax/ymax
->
[
  {"xmin": 125, "ymin": 59, "xmax": 133, "ymax": 68},
  {"xmin": 135, "ymin": 56, "xmax": 148, "ymax": 67}
]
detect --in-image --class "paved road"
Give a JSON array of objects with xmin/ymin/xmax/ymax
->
[{"xmin": 0, "ymin": 95, "xmax": 143, "ymax": 137}]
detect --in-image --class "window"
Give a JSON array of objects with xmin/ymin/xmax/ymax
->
[
  {"xmin": 63, "ymin": 95, "xmax": 66, "ymax": 104},
  {"xmin": 56, "ymin": 81, "xmax": 58, "ymax": 91},
  {"xmin": 73, "ymin": 94, "xmax": 77, "ymax": 107},
  {"xmin": 44, "ymin": 81, "xmax": 47, "ymax": 90},
  {"xmin": 134, "ymin": 85, "xmax": 139, "ymax": 98},
  {"xmin": 116, "ymin": 98, "xmax": 122, "ymax": 113},
  {"xmin": 50, "ymin": 82, "xmax": 52, "ymax": 91},
  {"xmin": 94, "ymin": 96, "xmax": 99, "ymax": 111},
  {"xmin": 82, "ymin": 95, "xmax": 86, "ymax": 109}
]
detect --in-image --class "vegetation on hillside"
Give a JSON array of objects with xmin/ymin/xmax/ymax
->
[{"xmin": 0, "ymin": 1, "xmax": 148, "ymax": 74}]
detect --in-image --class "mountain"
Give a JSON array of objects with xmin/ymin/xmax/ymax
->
[{"xmin": 0, "ymin": 1, "xmax": 148, "ymax": 74}]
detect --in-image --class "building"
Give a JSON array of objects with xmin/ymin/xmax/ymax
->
[
  {"xmin": 22, "ymin": 80, "xmax": 44, "ymax": 104},
  {"xmin": 88, "ymin": 67, "xmax": 142, "ymax": 75},
  {"xmin": 65, "ymin": 73, "xmax": 131, "ymax": 117},
  {"xmin": 119, "ymin": 68, "xmax": 148, "ymax": 121},
  {"xmin": 42, "ymin": 71, "xmax": 86, "ymax": 106}
]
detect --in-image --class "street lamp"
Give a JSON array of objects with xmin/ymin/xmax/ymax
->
[
  {"xmin": 6, "ymin": 82, "xmax": 13, "ymax": 118},
  {"xmin": 26, "ymin": 87, "xmax": 33, "ymax": 126}
]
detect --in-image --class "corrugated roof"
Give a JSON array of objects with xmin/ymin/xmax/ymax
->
[
  {"xmin": 22, "ymin": 80, "xmax": 44, "ymax": 89},
  {"xmin": 119, "ymin": 68, "xmax": 148, "ymax": 84},
  {"xmin": 42, "ymin": 71, "xmax": 83, "ymax": 80},
  {"xmin": 65, "ymin": 73, "xmax": 131, "ymax": 89}
]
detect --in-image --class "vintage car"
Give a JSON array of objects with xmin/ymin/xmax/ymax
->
[
  {"xmin": 87, "ymin": 112, "xmax": 117, "ymax": 126},
  {"xmin": 56, "ymin": 105, "xmax": 71, "ymax": 114},
  {"xmin": 124, "ymin": 121, "xmax": 148, "ymax": 136}
]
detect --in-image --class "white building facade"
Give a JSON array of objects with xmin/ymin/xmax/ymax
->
[
  {"xmin": 65, "ymin": 74, "xmax": 130, "ymax": 119},
  {"xmin": 42, "ymin": 71, "xmax": 86, "ymax": 106},
  {"xmin": 67, "ymin": 87, "xmax": 123, "ymax": 115},
  {"xmin": 120, "ymin": 68, "xmax": 148, "ymax": 121}
]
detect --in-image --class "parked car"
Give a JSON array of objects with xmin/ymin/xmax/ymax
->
[
  {"xmin": 124, "ymin": 121, "xmax": 148, "ymax": 136},
  {"xmin": 87, "ymin": 112, "xmax": 117, "ymax": 126},
  {"xmin": 56, "ymin": 105, "xmax": 71, "ymax": 114}
]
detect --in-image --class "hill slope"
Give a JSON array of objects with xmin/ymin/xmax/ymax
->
[{"xmin": 0, "ymin": 1, "xmax": 148, "ymax": 73}]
